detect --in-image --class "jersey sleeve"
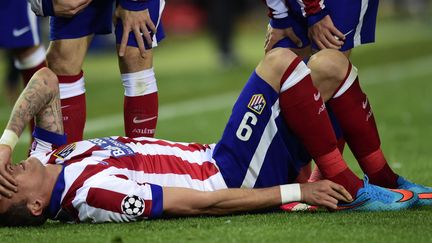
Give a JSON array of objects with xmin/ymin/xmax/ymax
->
[
  {"xmin": 264, "ymin": 0, "xmax": 293, "ymax": 29},
  {"xmin": 30, "ymin": 127, "xmax": 67, "ymax": 164},
  {"xmin": 295, "ymin": 0, "xmax": 329, "ymax": 26},
  {"xmin": 75, "ymin": 176, "xmax": 163, "ymax": 223}
]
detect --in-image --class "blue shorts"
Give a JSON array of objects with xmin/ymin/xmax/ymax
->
[
  {"xmin": 213, "ymin": 72, "xmax": 311, "ymax": 189},
  {"xmin": 0, "ymin": 0, "xmax": 41, "ymax": 48},
  {"xmin": 50, "ymin": 0, "xmax": 165, "ymax": 49},
  {"xmin": 274, "ymin": 0, "xmax": 379, "ymax": 51}
]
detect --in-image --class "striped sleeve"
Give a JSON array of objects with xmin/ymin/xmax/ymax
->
[
  {"xmin": 295, "ymin": 0, "xmax": 329, "ymax": 26},
  {"xmin": 76, "ymin": 176, "xmax": 163, "ymax": 223},
  {"xmin": 263, "ymin": 0, "xmax": 293, "ymax": 29}
]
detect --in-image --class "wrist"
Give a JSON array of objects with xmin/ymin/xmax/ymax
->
[
  {"xmin": 0, "ymin": 129, "xmax": 19, "ymax": 151},
  {"xmin": 307, "ymin": 9, "xmax": 329, "ymax": 27},
  {"xmin": 280, "ymin": 184, "xmax": 301, "ymax": 204},
  {"xmin": 119, "ymin": 0, "xmax": 149, "ymax": 11}
]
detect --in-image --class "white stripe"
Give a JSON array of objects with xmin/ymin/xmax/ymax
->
[
  {"xmin": 130, "ymin": 143, "xmax": 214, "ymax": 165},
  {"xmin": 280, "ymin": 61, "xmax": 310, "ymax": 93},
  {"xmin": 266, "ymin": 0, "xmax": 289, "ymax": 19},
  {"xmin": 354, "ymin": 0, "xmax": 369, "ymax": 47},
  {"xmin": 319, "ymin": 0, "xmax": 325, "ymax": 9},
  {"xmin": 241, "ymin": 100, "xmax": 281, "ymax": 188},
  {"xmin": 297, "ymin": 0, "xmax": 307, "ymax": 17},
  {"xmin": 59, "ymin": 77, "xmax": 86, "ymax": 99},
  {"xmin": 151, "ymin": 0, "xmax": 165, "ymax": 48},
  {"xmin": 333, "ymin": 65, "xmax": 358, "ymax": 98},
  {"xmin": 27, "ymin": 2, "xmax": 39, "ymax": 45}
]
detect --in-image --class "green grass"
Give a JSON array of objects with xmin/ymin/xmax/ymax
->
[{"xmin": 1, "ymin": 17, "xmax": 432, "ymax": 242}]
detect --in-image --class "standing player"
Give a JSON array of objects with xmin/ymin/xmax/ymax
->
[
  {"xmin": 0, "ymin": 0, "xmax": 47, "ymax": 142},
  {"xmin": 1, "ymin": 49, "xmax": 431, "ymax": 227},
  {"xmin": 27, "ymin": 0, "xmax": 165, "ymax": 143},
  {"xmin": 263, "ymin": 0, "xmax": 379, "ymax": 58}
]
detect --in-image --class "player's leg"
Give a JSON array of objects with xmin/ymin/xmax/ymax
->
[
  {"xmin": 115, "ymin": 0, "xmax": 165, "ymax": 138},
  {"xmin": 46, "ymin": 37, "xmax": 90, "ymax": 144},
  {"xmin": 309, "ymin": 49, "xmax": 432, "ymax": 206},
  {"xmin": 46, "ymin": 0, "xmax": 114, "ymax": 143}
]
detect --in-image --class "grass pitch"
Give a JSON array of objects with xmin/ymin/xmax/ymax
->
[{"xmin": 0, "ymin": 17, "xmax": 432, "ymax": 242}]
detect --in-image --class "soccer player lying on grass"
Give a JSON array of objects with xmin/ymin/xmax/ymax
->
[{"xmin": 0, "ymin": 48, "xmax": 429, "ymax": 227}]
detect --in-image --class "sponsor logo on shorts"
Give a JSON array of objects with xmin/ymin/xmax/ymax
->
[
  {"xmin": 54, "ymin": 143, "xmax": 76, "ymax": 159},
  {"xmin": 247, "ymin": 94, "xmax": 266, "ymax": 115}
]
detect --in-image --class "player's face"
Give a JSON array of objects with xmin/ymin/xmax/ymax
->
[{"xmin": 0, "ymin": 158, "xmax": 45, "ymax": 213}]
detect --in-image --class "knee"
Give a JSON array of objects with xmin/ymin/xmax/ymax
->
[
  {"xmin": 308, "ymin": 49, "xmax": 349, "ymax": 83},
  {"xmin": 263, "ymin": 48, "xmax": 298, "ymax": 76},
  {"xmin": 256, "ymin": 48, "xmax": 299, "ymax": 91},
  {"xmin": 33, "ymin": 67, "xmax": 59, "ymax": 94}
]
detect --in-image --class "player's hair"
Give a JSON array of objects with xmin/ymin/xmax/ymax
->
[{"xmin": 0, "ymin": 201, "xmax": 48, "ymax": 227}]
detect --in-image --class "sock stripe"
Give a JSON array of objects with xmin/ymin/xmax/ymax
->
[
  {"xmin": 333, "ymin": 63, "xmax": 358, "ymax": 98},
  {"xmin": 280, "ymin": 57, "xmax": 310, "ymax": 93},
  {"xmin": 58, "ymin": 71, "xmax": 84, "ymax": 84}
]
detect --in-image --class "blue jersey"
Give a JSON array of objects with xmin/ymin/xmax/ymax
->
[
  {"xmin": 50, "ymin": 0, "xmax": 165, "ymax": 49},
  {"xmin": 0, "ymin": 0, "xmax": 41, "ymax": 48},
  {"xmin": 213, "ymin": 72, "xmax": 311, "ymax": 189},
  {"xmin": 272, "ymin": 0, "xmax": 379, "ymax": 51}
]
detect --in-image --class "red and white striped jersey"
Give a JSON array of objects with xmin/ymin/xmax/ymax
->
[
  {"xmin": 264, "ymin": 0, "xmax": 326, "ymax": 18},
  {"xmin": 31, "ymin": 135, "xmax": 227, "ymax": 223}
]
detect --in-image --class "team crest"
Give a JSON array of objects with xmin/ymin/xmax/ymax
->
[
  {"xmin": 247, "ymin": 94, "xmax": 266, "ymax": 114},
  {"xmin": 53, "ymin": 143, "xmax": 76, "ymax": 159},
  {"xmin": 121, "ymin": 195, "xmax": 145, "ymax": 217}
]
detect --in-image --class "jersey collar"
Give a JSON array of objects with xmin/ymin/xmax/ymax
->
[{"xmin": 48, "ymin": 165, "xmax": 66, "ymax": 219}]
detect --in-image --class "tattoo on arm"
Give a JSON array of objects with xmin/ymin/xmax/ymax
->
[{"xmin": 6, "ymin": 77, "xmax": 64, "ymax": 136}]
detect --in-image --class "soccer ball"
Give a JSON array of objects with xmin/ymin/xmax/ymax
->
[{"xmin": 121, "ymin": 195, "xmax": 145, "ymax": 216}]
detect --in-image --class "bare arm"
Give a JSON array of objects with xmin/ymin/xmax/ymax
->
[
  {"xmin": 163, "ymin": 180, "xmax": 352, "ymax": 216},
  {"xmin": 5, "ymin": 68, "xmax": 63, "ymax": 137},
  {"xmin": 0, "ymin": 67, "xmax": 63, "ymax": 198}
]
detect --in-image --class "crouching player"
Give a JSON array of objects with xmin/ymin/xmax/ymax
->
[{"xmin": 0, "ymin": 49, "xmax": 430, "ymax": 226}]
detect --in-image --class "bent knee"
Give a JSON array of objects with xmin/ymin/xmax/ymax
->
[
  {"xmin": 256, "ymin": 48, "xmax": 299, "ymax": 91},
  {"xmin": 308, "ymin": 49, "xmax": 348, "ymax": 81},
  {"xmin": 34, "ymin": 67, "xmax": 59, "ymax": 91}
]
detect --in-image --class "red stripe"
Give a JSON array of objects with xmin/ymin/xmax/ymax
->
[
  {"xmin": 143, "ymin": 200, "xmax": 152, "ymax": 216},
  {"xmin": 301, "ymin": 0, "xmax": 323, "ymax": 16},
  {"xmin": 280, "ymin": 57, "xmax": 302, "ymax": 86},
  {"xmin": 112, "ymin": 155, "xmax": 220, "ymax": 181},
  {"xmin": 87, "ymin": 188, "xmax": 125, "ymax": 213},
  {"xmin": 116, "ymin": 136, "xmax": 211, "ymax": 152},
  {"xmin": 57, "ymin": 71, "xmax": 84, "ymax": 84},
  {"xmin": 62, "ymin": 164, "xmax": 108, "ymax": 219}
]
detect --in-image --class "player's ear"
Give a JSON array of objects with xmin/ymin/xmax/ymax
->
[{"xmin": 27, "ymin": 199, "xmax": 44, "ymax": 216}]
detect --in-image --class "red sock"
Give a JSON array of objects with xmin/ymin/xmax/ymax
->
[
  {"xmin": 279, "ymin": 58, "xmax": 362, "ymax": 196},
  {"xmin": 328, "ymin": 64, "xmax": 398, "ymax": 187},
  {"xmin": 58, "ymin": 72, "xmax": 86, "ymax": 143},
  {"xmin": 124, "ymin": 92, "xmax": 158, "ymax": 138},
  {"xmin": 21, "ymin": 61, "xmax": 46, "ymax": 86}
]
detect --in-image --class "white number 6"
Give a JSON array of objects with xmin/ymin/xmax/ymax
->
[{"xmin": 236, "ymin": 112, "xmax": 258, "ymax": 141}]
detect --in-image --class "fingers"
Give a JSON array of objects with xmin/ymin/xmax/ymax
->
[
  {"xmin": 330, "ymin": 25, "xmax": 345, "ymax": 41},
  {"xmin": 0, "ymin": 171, "xmax": 17, "ymax": 198},
  {"xmin": 323, "ymin": 31, "xmax": 343, "ymax": 48},
  {"xmin": 119, "ymin": 27, "xmax": 129, "ymax": 57},
  {"xmin": 286, "ymin": 30, "xmax": 302, "ymax": 48},
  {"xmin": 330, "ymin": 182, "xmax": 353, "ymax": 202},
  {"xmin": 134, "ymin": 26, "xmax": 146, "ymax": 57}
]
